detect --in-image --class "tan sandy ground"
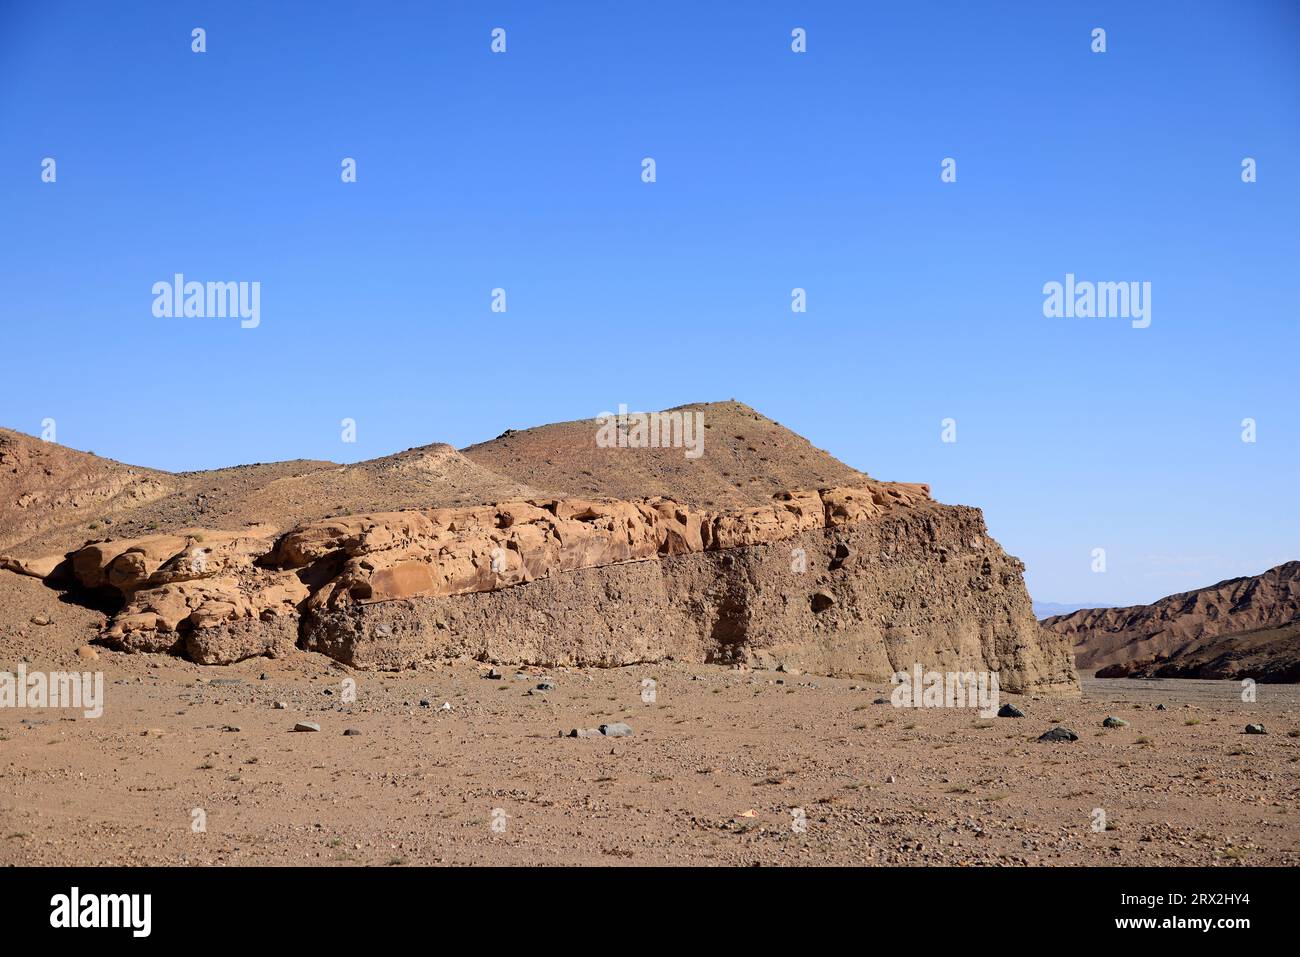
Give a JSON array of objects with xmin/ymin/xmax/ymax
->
[{"xmin": 2, "ymin": 580, "xmax": 1296, "ymax": 867}]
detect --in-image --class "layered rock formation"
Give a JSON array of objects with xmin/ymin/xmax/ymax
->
[
  {"xmin": 0, "ymin": 405, "xmax": 1078, "ymax": 693},
  {"xmin": 3, "ymin": 480, "xmax": 1076, "ymax": 691},
  {"xmin": 1043, "ymin": 561, "xmax": 1300, "ymax": 682}
]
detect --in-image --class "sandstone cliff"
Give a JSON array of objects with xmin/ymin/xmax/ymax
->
[{"xmin": 0, "ymin": 406, "xmax": 1078, "ymax": 693}]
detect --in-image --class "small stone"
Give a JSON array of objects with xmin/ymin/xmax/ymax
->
[
  {"xmin": 1245, "ymin": 724, "xmax": 1267, "ymax": 735},
  {"xmin": 259, "ymin": 673, "xmax": 269, "ymax": 680},
  {"xmin": 439, "ymin": 702, "xmax": 453, "ymax": 711},
  {"xmin": 1155, "ymin": 704, "xmax": 1167, "ymax": 711},
  {"xmin": 1038, "ymin": 726, "xmax": 1078, "ymax": 743},
  {"xmin": 810, "ymin": 591, "xmax": 835, "ymax": 613},
  {"xmin": 75, "ymin": 645, "xmax": 99, "ymax": 660},
  {"xmin": 322, "ymin": 688, "xmax": 333, "ymax": 696},
  {"xmin": 343, "ymin": 728, "xmax": 362, "ymax": 736},
  {"xmin": 221, "ymin": 725, "xmax": 241, "ymax": 733},
  {"xmin": 997, "ymin": 704, "xmax": 1025, "ymax": 718},
  {"xmin": 419, "ymin": 699, "xmax": 431, "ymax": 708},
  {"xmin": 536, "ymin": 681, "xmax": 556, "ymax": 692},
  {"xmin": 293, "ymin": 722, "xmax": 321, "ymax": 732},
  {"xmin": 30, "ymin": 614, "xmax": 51, "ymax": 626},
  {"xmin": 273, "ymin": 701, "xmax": 287, "ymax": 710},
  {"xmin": 873, "ymin": 697, "xmax": 889, "ymax": 705},
  {"xmin": 829, "ymin": 542, "xmax": 854, "ymax": 570},
  {"xmin": 600, "ymin": 722, "xmax": 634, "ymax": 737},
  {"xmin": 485, "ymin": 668, "xmax": 502, "ymax": 680},
  {"xmin": 568, "ymin": 728, "xmax": 602, "ymax": 738},
  {"xmin": 1102, "ymin": 716, "xmax": 1129, "ymax": 728}
]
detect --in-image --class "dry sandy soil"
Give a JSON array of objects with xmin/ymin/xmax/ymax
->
[{"xmin": 2, "ymin": 576, "xmax": 1296, "ymax": 867}]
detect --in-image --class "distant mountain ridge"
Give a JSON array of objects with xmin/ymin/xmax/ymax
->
[
  {"xmin": 1033, "ymin": 601, "xmax": 1114, "ymax": 620},
  {"xmin": 1041, "ymin": 562, "xmax": 1300, "ymax": 682}
]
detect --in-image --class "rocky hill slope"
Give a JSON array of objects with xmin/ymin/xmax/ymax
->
[
  {"xmin": 0, "ymin": 405, "xmax": 1078, "ymax": 693},
  {"xmin": 1042, "ymin": 561, "xmax": 1300, "ymax": 681}
]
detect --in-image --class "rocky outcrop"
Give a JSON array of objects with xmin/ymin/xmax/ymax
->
[
  {"xmin": 1043, "ymin": 561, "xmax": 1300, "ymax": 681},
  {"xmin": 3, "ymin": 481, "xmax": 1077, "ymax": 692}
]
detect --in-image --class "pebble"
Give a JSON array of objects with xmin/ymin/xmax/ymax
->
[
  {"xmin": 30, "ymin": 614, "xmax": 52, "ymax": 626},
  {"xmin": 75, "ymin": 645, "xmax": 99, "ymax": 660},
  {"xmin": 343, "ymin": 728, "xmax": 362, "ymax": 736},
  {"xmin": 273, "ymin": 701, "xmax": 287, "ymax": 710},
  {"xmin": 600, "ymin": 722, "xmax": 634, "ymax": 737},
  {"xmin": 1245, "ymin": 724, "xmax": 1267, "ymax": 735},
  {"xmin": 1038, "ymin": 726, "xmax": 1079, "ymax": 743},
  {"xmin": 293, "ymin": 722, "xmax": 321, "ymax": 732},
  {"xmin": 1102, "ymin": 716, "xmax": 1129, "ymax": 728},
  {"xmin": 997, "ymin": 704, "xmax": 1025, "ymax": 718}
]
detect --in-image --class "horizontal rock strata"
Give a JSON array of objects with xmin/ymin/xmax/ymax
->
[{"xmin": 2, "ymin": 481, "xmax": 1077, "ymax": 692}]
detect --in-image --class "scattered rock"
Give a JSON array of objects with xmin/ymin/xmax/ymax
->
[
  {"xmin": 536, "ymin": 681, "xmax": 556, "ymax": 692},
  {"xmin": 568, "ymin": 728, "xmax": 602, "ymax": 738},
  {"xmin": 829, "ymin": 541, "xmax": 854, "ymax": 570},
  {"xmin": 75, "ymin": 645, "xmax": 99, "ymax": 660},
  {"xmin": 1155, "ymin": 704, "xmax": 1167, "ymax": 711},
  {"xmin": 293, "ymin": 722, "xmax": 321, "ymax": 732},
  {"xmin": 1038, "ymin": 726, "xmax": 1078, "ymax": 743},
  {"xmin": 29, "ymin": 614, "xmax": 51, "ymax": 626},
  {"xmin": 343, "ymin": 728, "xmax": 362, "ymax": 736},
  {"xmin": 221, "ymin": 725, "xmax": 241, "ymax": 733},
  {"xmin": 439, "ymin": 702, "xmax": 453, "ymax": 711},
  {"xmin": 1245, "ymin": 724, "xmax": 1267, "ymax": 735},
  {"xmin": 872, "ymin": 697, "xmax": 889, "ymax": 705},
  {"xmin": 273, "ymin": 701, "xmax": 287, "ymax": 710},
  {"xmin": 997, "ymin": 704, "xmax": 1025, "ymax": 718},
  {"xmin": 1102, "ymin": 716, "xmax": 1129, "ymax": 728},
  {"xmin": 600, "ymin": 722, "xmax": 634, "ymax": 737},
  {"xmin": 810, "ymin": 591, "xmax": 835, "ymax": 613},
  {"xmin": 419, "ymin": 699, "xmax": 431, "ymax": 708},
  {"xmin": 485, "ymin": 668, "xmax": 502, "ymax": 680}
]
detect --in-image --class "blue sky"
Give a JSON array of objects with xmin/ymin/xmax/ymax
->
[{"xmin": 1, "ymin": 1, "xmax": 1296, "ymax": 606}]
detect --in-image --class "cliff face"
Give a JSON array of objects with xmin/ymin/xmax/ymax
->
[
  {"xmin": 3, "ymin": 479, "xmax": 1077, "ymax": 693},
  {"xmin": 0, "ymin": 404, "xmax": 1078, "ymax": 694},
  {"xmin": 1042, "ymin": 561, "xmax": 1300, "ymax": 682}
]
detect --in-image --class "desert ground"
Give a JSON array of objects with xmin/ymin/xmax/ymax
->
[{"xmin": 2, "ymin": 565, "xmax": 1295, "ymax": 867}]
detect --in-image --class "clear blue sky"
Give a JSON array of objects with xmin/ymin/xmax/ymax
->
[{"xmin": 1, "ymin": 1, "xmax": 1296, "ymax": 606}]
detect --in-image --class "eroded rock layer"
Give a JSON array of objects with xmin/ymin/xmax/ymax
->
[{"xmin": 2, "ymin": 480, "xmax": 1077, "ymax": 692}]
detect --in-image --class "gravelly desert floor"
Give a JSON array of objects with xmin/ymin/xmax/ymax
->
[{"xmin": 2, "ymin": 634, "xmax": 1297, "ymax": 866}]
